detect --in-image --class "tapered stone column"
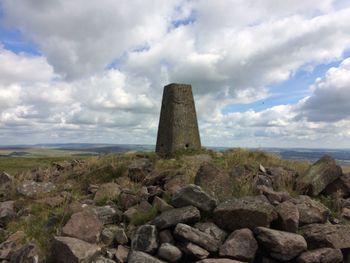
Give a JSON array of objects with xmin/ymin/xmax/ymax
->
[{"xmin": 156, "ymin": 83, "xmax": 201, "ymax": 157}]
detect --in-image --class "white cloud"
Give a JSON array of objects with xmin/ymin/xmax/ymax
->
[{"xmin": 1, "ymin": 0, "xmax": 350, "ymax": 146}]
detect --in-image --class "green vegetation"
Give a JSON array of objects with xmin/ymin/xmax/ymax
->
[
  {"xmin": 0, "ymin": 156, "xmax": 86, "ymax": 175},
  {"xmin": 7, "ymin": 200, "xmax": 71, "ymax": 260},
  {"xmin": 129, "ymin": 206, "xmax": 158, "ymax": 226}
]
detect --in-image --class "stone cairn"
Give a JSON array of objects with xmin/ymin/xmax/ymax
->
[{"xmin": 156, "ymin": 83, "xmax": 201, "ymax": 157}]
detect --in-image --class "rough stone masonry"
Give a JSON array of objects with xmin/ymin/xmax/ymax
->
[{"xmin": 156, "ymin": 83, "xmax": 201, "ymax": 157}]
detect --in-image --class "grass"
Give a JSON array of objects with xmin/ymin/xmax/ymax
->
[
  {"xmin": 0, "ymin": 156, "xmax": 87, "ymax": 175},
  {"xmin": 7, "ymin": 199, "xmax": 71, "ymax": 261},
  {"xmin": 129, "ymin": 206, "xmax": 158, "ymax": 226}
]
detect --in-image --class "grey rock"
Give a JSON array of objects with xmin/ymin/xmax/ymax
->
[
  {"xmin": 194, "ymin": 222, "xmax": 227, "ymax": 243},
  {"xmin": 291, "ymin": 196, "xmax": 329, "ymax": 226},
  {"xmin": 267, "ymin": 166, "xmax": 297, "ymax": 191},
  {"xmin": 219, "ymin": 228, "xmax": 258, "ymax": 261},
  {"xmin": 0, "ymin": 231, "xmax": 26, "ymax": 260},
  {"xmin": 255, "ymin": 227, "xmax": 307, "ymax": 261},
  {"xmin": 62, "ymin": 210, "xmax": 102, "ymax": 243},
  {"xmin": 131, "ymin": 225, "xmax": 158, "ymax": 254},
  {"xmin": 101, "ymin": 227, "xmax": 115, "ymax": 246},
  {"xmin": 94, "ymin": 183, "xmax": 121, "ymax": 204},
  {"xmin": 128, "ymin": 158, "xmax": 153, "ymax": 182},
  {"xmin": 52, "ymin": 236, "xmax": 101, "ymax": 263},
  {"xmin": 16, "ymin": 181, "xmax": 56, "ymax": 198},
  {"xmin": 323, "ymin": 173, "xmax": 350, "ymax": 197},
  {"xmin": 300, "ymin": 223, "xmax": 350, "ymax": 249},
  {"xmin": 127, "ymin": 250, "xmax": 165, "ymax": 263},
  {"xmin": 115, "ymin": 245, "xmax": 129, "ymax": 263},
  {"xmin": 174, "ymin": 223, "xmax": 220, "ymax": 252},
  {"xmin": 158, "ymin": 230, "xmax": 174, "ymax": 244},
  {"xmin": 10, "ymin": 242, "xmax": 42, "ymax": 263},
  {"xmin": 93, "ymin": 205, "xmax": 122, "ymax": 225},
  {"xmin": 296, "ymin": 155, "xmax": 342, "ymax": 196},
  {"xmin": 119, "ymin": 191, "xmax": 140, "ymax": 210},
  {"xmin": 152, "ymin": 206, "xmax": 200, "ymax": 229},
  {"xmin": 297, "ymin": 248, "xmax": 343, "ymax": 263},
  {"xmin": 213, "ymin": 195, "xmax": 277, "ymax": 231},
  {"xmin": 179, "ymin": 242, "xmax": 209, "ymax": 260},
  {"xmin": 152, "ymin": 197, "xmax": 173, "ymax": 212},
  {"xmin": 275, "ymin": 201, "xmax": 299, "ymax": 232},
  {"xmin": 172, "ymin": 184, "xmax": 217, "ymax": 212},
  {"xmin": 157, "ymin": 243, "xmax": 182, "ymax": 262},
  {"xmin": 194, "ymin": 162, "xmax": 233, "ymax": 201},
  {"xmin": 0, "ymin": 201, "xmax": 15, "ymax": 227},
  {"xmin": 115, "ymin": 227, "xmax": 128, "ymax": 245}
]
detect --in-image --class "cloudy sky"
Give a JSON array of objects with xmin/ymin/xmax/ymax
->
[{"xmin": 0, "ymin": 0, "xmax": 350, "ymax": 148}]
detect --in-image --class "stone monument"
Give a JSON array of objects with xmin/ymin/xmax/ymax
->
[{"xmin": 156, "ymin": 83, "xmax": 201, "ymax": 157}]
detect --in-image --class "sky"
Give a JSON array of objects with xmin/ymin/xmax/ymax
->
[{"xmin": 1, "ymin": 0, "xmax": 350, "ymax": 148}]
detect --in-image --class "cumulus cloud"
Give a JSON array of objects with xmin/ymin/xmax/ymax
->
[
  {"xmin": 1, "ymin": 0, "xmax": 350, "ymax": 146},
  {"xmin": 298, "ymin": 58, "xmax": 350, "ymax": 122}
]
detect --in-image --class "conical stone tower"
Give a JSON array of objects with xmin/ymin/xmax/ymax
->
[{"xmin": 156, "ymin": 83, "xmax": 201, "ymax": 157}]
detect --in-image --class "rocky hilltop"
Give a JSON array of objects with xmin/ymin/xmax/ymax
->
[{"xmin": 0, "ymin": 149, "xmax": 350, "ymax": 263}]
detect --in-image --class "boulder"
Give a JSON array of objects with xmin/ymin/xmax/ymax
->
[
  {"xmin": 213, "ymin": 195, "xmax": 277, "ymax": 231},
  {"xmin": 194, "ymin": 162, "xmax": 233, "ymax": 201},
  {"xmin": 258, "ymin": 185, "xmax": 291, "ymax": 204},
  {"xmin": 296, "ymin": 155, "xmax": 342, "ymax": 196},
  {"xmin": 157, "ymin": 243, "xmax": 183, "ymax": 262},
  {"xmin": 16, "ymin": 181, "xmax": 56, "ymax": 198},
  {"xmin": 100, "ymin": 228, "xmax": 115, "ymax": 246},
  {"xmin": 297, "ymin": 248, "xmax": 343, "ymax": 263},
  {"xmin": 131, "ymin": 225, "xmax": 158, "ymax": 254},
  {"xmin": 323, "ymin": 173, "xmax": 350, "ymax": 198},
  {"xmin": 127, "ymin": 250, "xmax": 165, "ymax": 263},
  {"xmin": 115, "ymin": 227, "xmax": 128, "ymax": 245},
  {"xmin": 0, "ymin": 201, "xmax": 15, "ymax": 227},
  {"xmin": 52, "ymin": 236, "xmax": 101, "ymax": 263},
  {"xmin": 159, "ymin": 230, "xmax": 174, "ymax": 244},
  {"xmin": 62, "ymin": 210, "xmax": 103, "ymax": 243},
  {"xmin": 94, "ymin": 183, "xmax": 121, "ymax": 204},
  {"xmin": 291, "ymin": 196, "xmax": 329, "ymax": 226},
  {"xmin": 174, "ymin": 223, "xmax": 220, "ymax": 252},
  {"xmin": 10, "ymin": 242, "xmax": 42, "ymax": 263},
  {"xmin": 255, "ymin": 227, "xmax": 307, "ymax": 261},
  {"xmin": 0, "ymin": 171, "xmax": 12, "ymax": 186},
  {"xmin": 300, "ymin": 223, "xmax": 350, "ymax": 249},
  {"xmin": 219, "ymin": 228, "xmax": 258, "ymax": 262},
  {"xmin": 115, "ymin": 245, "xmax": 129, "ymax": 263},
  {"xmin": 179, "ymin": 242, "xmax": 209, "ymax": 260},
  {"xmin": 275, "ymin": 201, "xmax": 299, "ymax": 233},
  {"xmin": 93, "ymin": 205, "xmax": 122, "ymax": 225},
  {"xmin": 194, "ymin": 222, "xmax": 227, "ymax": 243},
  {"xmin": 128, "ymin": 158, "xmax": 153, "ymax": 182},
  {"xmin": 119, "ymin": 191, "xmax": 140, "ymax": 210},
  {"xmin": 152, "ymin": 206, "xmax": 200, "ymax": 229},
  {"xmin": 164, "ymin": 173, "xmax": 188, "ymax": 195},
  {"xmin": 0, "ymin": 231, "xmax": 26, "ymax": 260},
  {"xmin": 0, "ymin": 171, "xmax": 13, "ymax": 196},
  {"xmin": 172, "ymin": 184, "xmax": 218, "ymax": 212},
  {"xmin": 267, "ymin": 166, "xmax": 297, "ymax": 191},
  {"xmin": 152, "ymin": 196, "xmax": 173, "ymax": 212}
]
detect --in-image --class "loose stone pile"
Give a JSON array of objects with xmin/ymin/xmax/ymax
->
[{"xmin": 1, "ymin": 154, "xmax": 350, "ymax": 262}]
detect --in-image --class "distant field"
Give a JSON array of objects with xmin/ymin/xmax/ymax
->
[
  {"xmin": 0, "ymin": 148, "xmax": 97, "ymax": 158},
  {"xmin": 0, "ymin": 148, "xmax": 95, "ymax": 175}
]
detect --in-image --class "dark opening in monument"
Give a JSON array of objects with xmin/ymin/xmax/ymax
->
[{"xmin": 185, "ymin": 144, "xmax": 189, "ymax": 149}]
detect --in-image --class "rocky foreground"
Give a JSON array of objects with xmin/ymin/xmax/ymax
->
[{"xmin": 1, "ymin": 150, "xmax": 350, "ymax": 262}]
